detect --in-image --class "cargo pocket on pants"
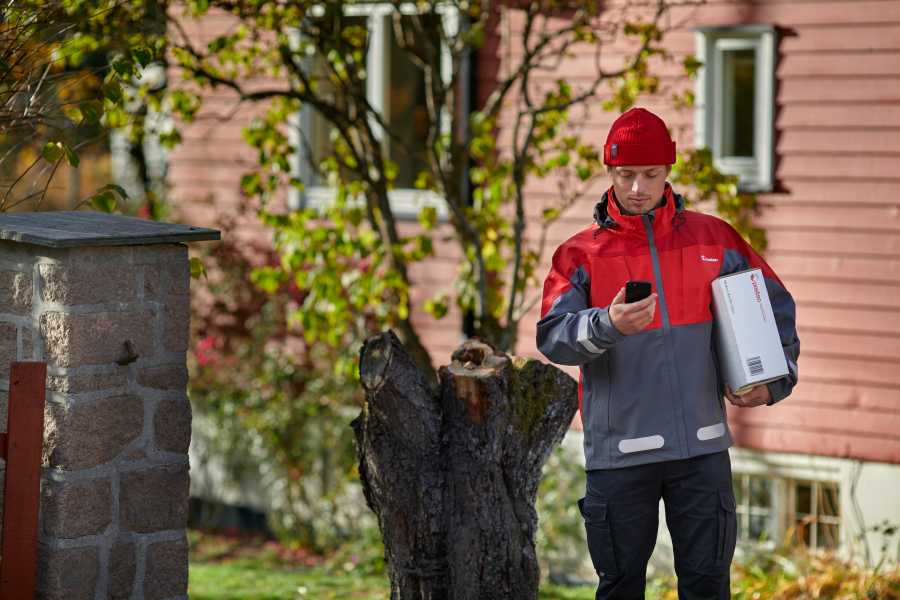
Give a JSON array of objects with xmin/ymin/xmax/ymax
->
[
  {"xmin": 578, "ymin": 496, "xmax": 619, "ymax": 579},
  {"xmin": 715, "ymin": 489, "xmax": 737, "ymax": 567}
]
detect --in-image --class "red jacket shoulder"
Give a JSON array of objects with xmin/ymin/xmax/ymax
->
[{"xmin": 679, "ymin": 209, "xmax": 743, "ymax": 244}]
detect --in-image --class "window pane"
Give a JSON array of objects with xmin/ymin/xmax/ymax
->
[
  {"xmin": 818, "ymin": 523, "xmax": 840, "ymax": 550},
  {"xmin": 820, "ymin": 484, "xmax": 840, "ymax": 517},
  {"xmin": 749, "ymin": 515, "xmax": 770, "ymax": 541},
  {"xmin": 722, "ymin": 48, "xmax": 755, "ymax": 158},
  {"xmin": 795, "ymin": 482, "xmax": 813, "ymax": 514},
  {"xmin": 749, "ymin": 476, "xmax": 772, "ymax": 508},
  {"xmin": 793, "ymin": 517, "xmax": 812, "ymax": 546},
  {"xmin": 387, "ymin": 15, "xmax": 434, "ymax": 189},
  {"xmin": 304, "ymin": 16, "xmax": 368, "ymax": 187}
]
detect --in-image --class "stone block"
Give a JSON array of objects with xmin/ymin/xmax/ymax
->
[
  {"xmin": 0, "ymin": 322, "xmax": 16, "ymax": 379},
  {"xmin": 165, "ymin": 259, "xmax": 190, "ymax": 296},
  {"xmin": 163, "ymin": 295, "xmax": 190, "ymax": 353},
  {"xmin": 40, "ymin": 309, "xmax": 156, "ymax": 368},
  {"xmin": 43, "ymin": 395, "xmax": 143, "ymax": 470},
  {"xmin": 132, "ymin": 244, "xmax": 187, "ymax": 266},
  {"xmin": 137, "ymin": 363, "xmax": 188, "ymax": 391},
  {"xmin": 144, "ymin": 536, "xmax": 189, "ymax": 600},
  {"xmin": 42, "ymin": 478, "xmax": 112, "ymax": 538},
  {"xmin": 109, "ymin": 537, "xmax": 136, "ymax": 600},
  {"xmin": 36, "ymin": 545, "xmax": 99, "ymax": 600},
  {"xmin": 39, "ymin": 260, "xmax": 137, "ymax": 306},
  {"xmin": 154, "ymin": 395, "xmax": 192, "ymax": 454},
  {"xmin": 143, "ymin": 264, "xmax": 163, "ymax": 301},
  {"xmin": 119, "ymin": 464, "xmax": 189, "ymax": 533},
  {"xmin": 0, "ymin": 269, "xmax": 32, "ymax": 315},
  {"xmin": 46, "ymin": 370, "xmax": 128, "ymax": 394}
]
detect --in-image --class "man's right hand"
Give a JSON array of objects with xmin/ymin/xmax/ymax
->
[{"xmin": 609, "ymin": 286, "xmax": 657, "ymax": 335}]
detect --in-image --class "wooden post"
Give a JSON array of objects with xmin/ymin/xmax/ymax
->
[{"xmin": 0, "ymin": 361, "xmax": 47, "ymax": 600}]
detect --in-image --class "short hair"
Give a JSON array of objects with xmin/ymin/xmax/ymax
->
[{"xmin": 606, "ymin": 165, "xmax": 672, "ymax": 175}]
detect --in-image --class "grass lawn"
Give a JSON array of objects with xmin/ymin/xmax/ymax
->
[
  {"xmin": 187, "ymin": 530, "xmax": 599, "ymax": 600},
  {"xmin": 188, "ymin": 529, "xmax": 900, "ymax": 599}
]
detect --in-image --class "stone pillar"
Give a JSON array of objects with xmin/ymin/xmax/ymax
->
[{"xmin": 0, "ymin": 212, "xmax": 219, "ymax": 600}]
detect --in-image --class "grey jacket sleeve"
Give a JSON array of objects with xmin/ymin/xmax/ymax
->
[{"xmin": 536, "ymin": 248, "xmax": 625, "ymax": 366}]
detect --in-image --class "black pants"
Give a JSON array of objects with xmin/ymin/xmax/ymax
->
[{"xmin": 578, "ymin": 450, "xmax": 737, "ymax": 600}]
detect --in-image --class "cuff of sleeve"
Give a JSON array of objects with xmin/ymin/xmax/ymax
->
[
  {"xmin": 599, "ymin": 308, "xmax": 627, "ymax": 343},
  {"xmin": 765, "ymin": 381, "xmax": 785, "ymax": 406}
]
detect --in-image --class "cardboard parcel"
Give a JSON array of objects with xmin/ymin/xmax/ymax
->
[{"xmin": 711, "ymin": 268, "xmax": 789, "ymax": 396}]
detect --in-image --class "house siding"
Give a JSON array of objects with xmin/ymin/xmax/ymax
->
[
  {"xmin": 498, "ymin": 1, "xmax": 900, "ymax": 464},
  {"xmin": 168, "ymin": 2, "xmax": 900, "ymax": 465}
]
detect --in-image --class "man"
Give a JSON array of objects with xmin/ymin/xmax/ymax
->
[{"xmin": 536, "ymin": 107, "xmax": 800, "ymax": 599}]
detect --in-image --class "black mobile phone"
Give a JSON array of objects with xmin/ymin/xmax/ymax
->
[{"xmin": 625, "ymin": 280, "xmax": 652, "ymax": 303}]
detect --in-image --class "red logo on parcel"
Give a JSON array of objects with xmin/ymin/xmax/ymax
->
[{"xmin": 750, "ymin": 272, "xmax": 762, "ymax": 303}]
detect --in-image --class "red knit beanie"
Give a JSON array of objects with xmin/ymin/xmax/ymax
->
[{"xmin": 603, "ymin": 107, "xmax": 676, "ymax": 166}]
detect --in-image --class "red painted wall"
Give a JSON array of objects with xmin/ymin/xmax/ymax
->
[
  {"xmin": 495, "ymin": 1, "xmax": 900, "ymax": 464},
  {"xmin": 169, "ymin": 2, "xmax": 900, "ymax": 464}
]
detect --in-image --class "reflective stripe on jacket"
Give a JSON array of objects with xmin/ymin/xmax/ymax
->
[{"xmin": 536, "ymin": 184, "xmax": 800, "ymax": 470}]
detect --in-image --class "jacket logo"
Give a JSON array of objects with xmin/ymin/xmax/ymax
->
[{"xmin": 700, "ymin": 254, "xmax": 720, "ymax": 263}]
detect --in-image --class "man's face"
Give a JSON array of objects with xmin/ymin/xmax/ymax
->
[{"xmin": 610, "ymin": 165, "xmax": 671, "ymax": 215}]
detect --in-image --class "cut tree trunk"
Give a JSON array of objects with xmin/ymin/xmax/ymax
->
[{"xmin": 351, "ymin": 330, "xmax": 577, "ymax": 600}]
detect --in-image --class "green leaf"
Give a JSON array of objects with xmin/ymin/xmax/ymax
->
[
  {"xmin": 62, "ymin": 143, "xmax": 79, "ymax": 167},
  {"xmin": 251, "ymin": 266, "xmax": 284, "ymax": 294},
  {"xmin": 133, "ymin": 46, "xmax": 153, "ymax": 68},
  {"xmin": 80, "ymin": 101, "xmax": 102, "ymax": 124},
  {"xmin": 41, "ymin": 142, "xmax": 63, "ymax": 164},
  {"xmin": 111, "ymin": 57, "xmax": 134, "ymax": 79},
  {"xmin": 189, "ymin": 257, "xmax": 207, "ymax": 280},
  {"xmin": 542, "ymin": 207, "xmax": 560, "ymax": 221},
  {"xmin": 102, "ymin": 82, "xmax": 123, "ymax": 104},
  {"xmin": 424, "ymin": 293, "xmax": 449, "ymax": 319},
  {"xmin": 90, "ymin": 191, "xmax": 117, "ymax": 213},
  {"xmin": 418, "ymin": 206, "xmax": 438, "ymax": 230},
  {"xmin": 96, "ymin": 183, "xmax": 130, "ymax": 200},
  {"xmin": 62, "ymin": 106, "xmax": 83, "ymax": 124},
  {"xmin": 241, "ymin": 173, "xmax": 263, "ymax": 196},
  {"xmin": 159, "ymin": 130, "xmax": 182, "ymax": 149},
  {"xmin": 383, "ymin": 161, "xmax": 398, "ymax": 183}
]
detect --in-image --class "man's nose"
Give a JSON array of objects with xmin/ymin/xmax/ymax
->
[{"xmin": 631, "ymin": 177, "xmax": 647, "ymax": 195}]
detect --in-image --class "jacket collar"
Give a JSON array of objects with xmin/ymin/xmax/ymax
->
[{"xmin": 593, "ymin": 183, "xmax": 683, "ymax": 237}]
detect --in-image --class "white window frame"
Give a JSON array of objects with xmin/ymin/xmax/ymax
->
[
  {"xmin": 788, "ymin": 478, "xmax": 842, "ymax": 551},
  {"xmin": 731, "ymin": 447, "xmax": 846, "ymax": 556},
  {"xmin": 288, "ymin": 2, "xmax": 455, "ymax": 220},
  {"xmin": 694, "ymin": 25, "xmax": 776, "ymax": 192},
  {"xmin": 733, "ymin": 472, "xmax": 780, "ymax": 548}
]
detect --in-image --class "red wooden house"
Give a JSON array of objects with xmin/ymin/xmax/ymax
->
[{"xmin": 171, "ymin": 0, "xmax": 900, "ymax": 566}]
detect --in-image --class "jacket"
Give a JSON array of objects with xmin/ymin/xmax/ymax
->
[{"xmin": 536, "ymin": 184, "xmax": 800, "ymax": 470}]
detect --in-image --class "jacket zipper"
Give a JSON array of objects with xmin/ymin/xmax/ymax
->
[
  {"xmin": 642, "ymin": 213, "xmax": 689, "ymax": 456},
  {"xmin": 642, "ymin": 215, "xmax": 671, "ymax": 331}
]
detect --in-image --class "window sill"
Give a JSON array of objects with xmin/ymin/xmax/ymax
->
[{"xmin": 289, "ymin": 186, "xmax": 450, "ymax": 222}]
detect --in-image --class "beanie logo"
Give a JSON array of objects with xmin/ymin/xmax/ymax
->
[{"xmin": 611, "ymin": 144, "xmax": 618, "ymax": 158}]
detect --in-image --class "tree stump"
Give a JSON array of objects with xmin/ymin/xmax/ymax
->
[{"xmin": 351, "ymin": 330, "xmax": 578, "ymax": 599}]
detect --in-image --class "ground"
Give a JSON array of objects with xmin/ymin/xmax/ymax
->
[
  {"xmin": 187, "ymin": 529, "xmax": 900, "ymax": 599},
  {"xmin": 187, "ymin": 529, "xmax": 603, "ymax": 599}
]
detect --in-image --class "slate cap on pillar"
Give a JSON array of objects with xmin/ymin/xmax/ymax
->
[{"xmin": 0, "ymin": 211, "xmax": 220, "ymax": 248}]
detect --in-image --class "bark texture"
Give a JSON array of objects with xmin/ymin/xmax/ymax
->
[{"xmin": 352, "ymin": 330, "xmax": 577, "ymax": 600}]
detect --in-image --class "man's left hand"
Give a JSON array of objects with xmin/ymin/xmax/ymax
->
[{"xmin": 725, "ymin": 384, "xmax": 771, "ymax": 407}]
